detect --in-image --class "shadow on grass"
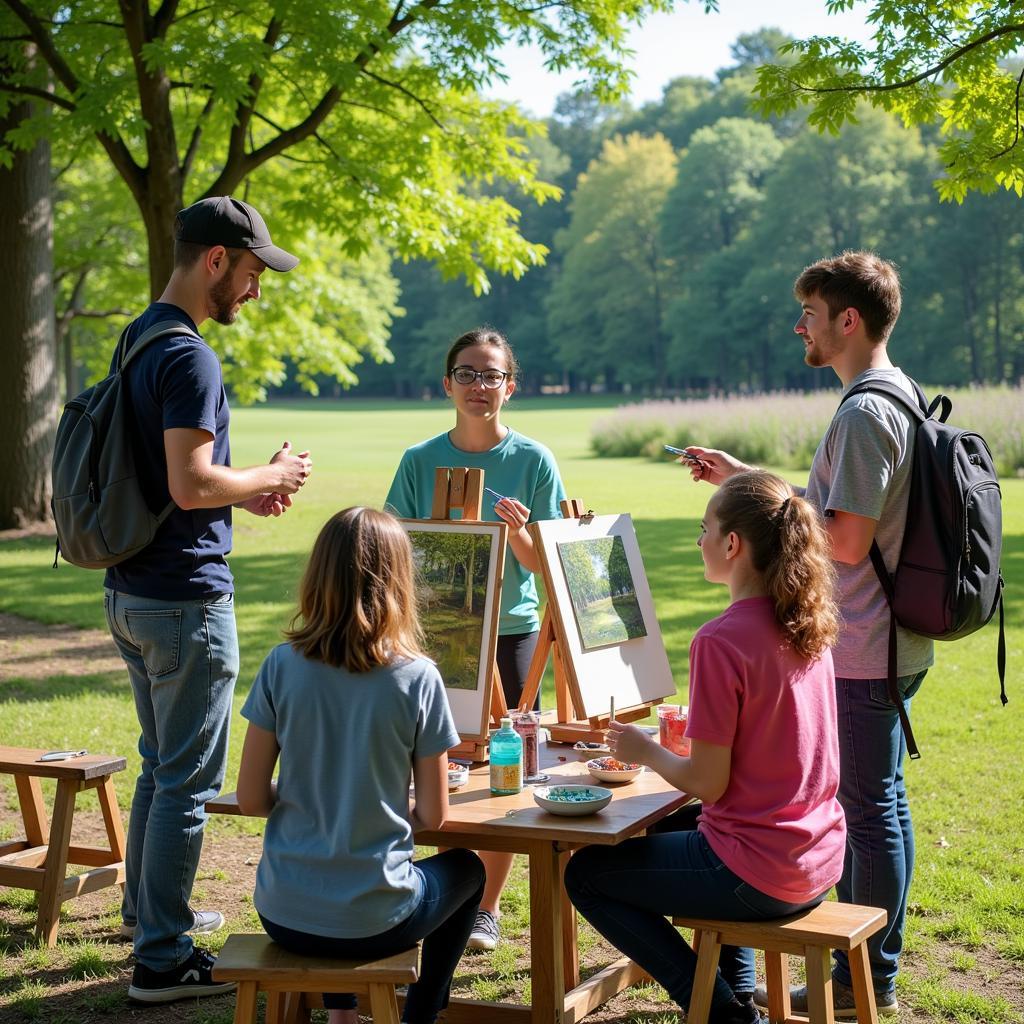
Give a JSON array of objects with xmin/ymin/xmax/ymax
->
[
  {"xmin": 0, "ymin": 671, "xmax": 131, "ymax": 704},
  {"xmin": 3, "ymin": 523, "xmax": 1018, "ymax": 704}
]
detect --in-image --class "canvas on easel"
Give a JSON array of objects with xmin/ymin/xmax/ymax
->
[
  {"xmin": 521, "ymin": 501, "xmax": 675, "ymax": 742},
  {"xmin": 399, "ymin": 467, "xmax": 508, "ymax": 755}
]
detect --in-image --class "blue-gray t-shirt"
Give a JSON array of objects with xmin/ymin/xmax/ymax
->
[
  {"xmin": 241, "ymin": 645, "xmax": 459, "ymax": 938},
  {"xmin": 103, "ymin": 302, "xmax": 233, "ymax": 599}
]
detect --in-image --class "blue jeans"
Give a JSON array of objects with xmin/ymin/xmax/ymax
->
[
  {"xmin": 564, "ymin": 827, "xmax": 822, "ymax": 1013},
  {"xmin": 104, "ymin": 588, "xmax": 238, "ymax": 971},
  {"xmin": 260, "ymin": 849, "xmax": 485, "ymax": 1024},
  {"xmin": 833, "ymin": 671, "xmax": 926, "ymax": 996}
]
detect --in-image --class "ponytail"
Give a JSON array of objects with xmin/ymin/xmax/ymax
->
[{"xmin": 715, "ymin": 472, "xmax": 839, "ymax": 659}]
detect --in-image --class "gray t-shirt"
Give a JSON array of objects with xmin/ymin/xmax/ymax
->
[
  {"xmin": 805, "ymin": 367, "xmax": 934, "ymax": 679},
  {"xmin": 242, "ymin": 644, "xmax": 459, "ymax": 938}
]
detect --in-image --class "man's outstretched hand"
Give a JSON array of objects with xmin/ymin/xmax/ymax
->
[{"xmin": 681, "ymin": 447, "xmax": 753, "ymax": 486}]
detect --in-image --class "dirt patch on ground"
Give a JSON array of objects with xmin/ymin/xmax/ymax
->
[
  {"xmin": 0, "ymin": 612, "xmax": 124, "ymax": 682},
  {"xmin": 0, "ymin": 803, "xmax": 672, "ymax": 1024},
  {"xmin": 0, "ymin": 521, "xmax": 56, "ymax": 543}
]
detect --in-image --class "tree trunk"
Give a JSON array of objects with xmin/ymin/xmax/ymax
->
[
  {"xmin": 141, "ymin": 189, "xmax": 183, "ymax": 299},
  {"xmin": 0, "ymin": 96, "xmax": 58, "ymax": 528}
]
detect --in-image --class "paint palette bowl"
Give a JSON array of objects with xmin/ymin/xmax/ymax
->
[
  {"xmin": 447, "ymin": 763, "xmax": 470, "ymax": 791},
  {"xmin": 585, "ymin": 757, "xmax": 643, "ymax": 784},
  {"xmin": 533, "ymin": 784, "xmax": 612, "ymax": 816}
]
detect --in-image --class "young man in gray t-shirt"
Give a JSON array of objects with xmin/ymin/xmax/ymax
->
[{"xmin": 686, "ymin": 251, "xmax": 931, "ymax": 1018}]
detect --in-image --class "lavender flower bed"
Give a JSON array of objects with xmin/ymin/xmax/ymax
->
[{"xmin": 591, "ymin": 386, "xmax": 1024, "ymax": 476}]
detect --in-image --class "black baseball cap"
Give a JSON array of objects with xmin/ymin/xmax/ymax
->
[{"xmin": 174, "ymin": 196, "xmax": 299, "ymax": 272}]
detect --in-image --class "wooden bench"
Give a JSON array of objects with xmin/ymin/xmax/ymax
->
[
  {"xmin": 672, "ymin": 901, "xmax": 887, "ymax": 1024},
  {"xmin": 0, "ymin": 745, "xmax": 127, "ymax": 947},
  {"xmin": 212, "ymin": 932, "xmax": 420, "ymax": 1024}
]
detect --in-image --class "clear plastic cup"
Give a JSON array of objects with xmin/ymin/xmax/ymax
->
[
  {"xmin": 657, "ymin": 704, "xmax": 690, "ymax": 756},
  {"xmin": 510, "ymin": 710, "xmax": 541, "ymax": 780}
]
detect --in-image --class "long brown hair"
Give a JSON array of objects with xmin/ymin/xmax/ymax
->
[
  {"xmin": 285, "ymin": 507, "xmax": 427, "ymax": 672},
  {"xmin": 714, "ymin": 472, "xmax": 839, "ymax": 660}
]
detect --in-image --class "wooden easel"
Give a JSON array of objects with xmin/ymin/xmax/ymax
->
[
  {"xmin": 518, "ymin": 498, "xmax": 663, "ymax": 744},
  {"xmin": 430, "ymin": 467, "xmax": 508, "ymax": 763}
]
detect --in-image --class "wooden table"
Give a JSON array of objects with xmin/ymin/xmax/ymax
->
[
  {"xmin": 209, "ymin": 744, "xmax": 691, "ymax": 1024},
  {"xmin": 0, "ymin": 745, "xmax": 127, "ymax": 946}
]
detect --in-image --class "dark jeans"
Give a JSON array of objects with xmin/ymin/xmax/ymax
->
[
  {"xmin": 833, "ymin": 671, "xmax": 926, "ymax": 997},
  {"xmin": 260, "ymin": 849, "xmax": 484, "ymax": 1024},
  {"xmin": 496, "ymin": 630, "xmax": 539, "ymax": 711},
  {"xmin": 564, "ymin": 825, "xmax": 822, "ymax": 1013}
]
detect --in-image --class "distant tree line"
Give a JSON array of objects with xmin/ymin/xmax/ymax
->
[{"xmin": 338, "ymin": 29, "xmax": 1024, "ymax": 398}]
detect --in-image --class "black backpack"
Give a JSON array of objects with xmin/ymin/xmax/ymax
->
[
  {"xmin": 840, "ymin": 379, "xmax": 1006, "ymax": 759},
  {"xmin": 51, "ymin": 320, "xmax": 201, "ymax": 569}
]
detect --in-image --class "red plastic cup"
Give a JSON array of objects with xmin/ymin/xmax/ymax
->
[{"xmin": 657, "ymin": 704, "xmax": 690, "ymax": 756}]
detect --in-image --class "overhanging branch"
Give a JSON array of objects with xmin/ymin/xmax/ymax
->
[
  {"xmin": 182, "ymin": 90, "xmax": 217, "ymax": 181},
  {"xmin": 2, "ymin": 0, "xmax": 81, "ymax": 94},
  {"xmin": 359, "ymin": 67, "xmax": 447, "ymax": 132},
  {"xmin": 784, "ymin": 21, "xmax": 1024, "ymax": 96},
  {"xmin": 0, "ymin": 81, "xmax": 75, "ymax": 111},
  {"xmin": 224, "ymin": 15, "xmax": 283, "ymax": 171},
  {"xmin": 204, "ymin": 0, "xmax": 440, "ymax": 194}
]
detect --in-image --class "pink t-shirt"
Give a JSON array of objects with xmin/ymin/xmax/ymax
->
[{"xmin": 686, "ymin": 596, "xmax": 846, "ymax": 904}]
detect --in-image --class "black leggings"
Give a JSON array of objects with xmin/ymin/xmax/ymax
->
[
  {"xmin": 495, "ymin": 630, "xmax": 540, "ymax": 711},
  {"xmin": 260, "ymin": 848, "xmax": 484, "ymax": 1022}
]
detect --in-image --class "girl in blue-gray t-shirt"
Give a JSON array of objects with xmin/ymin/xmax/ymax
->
[
  {"xmin": 238, "ymin": 507, "xmax": 484, "ymax": 1024},
  {"xmin": 384, "ymin": 325, "xmax": 566, "ymax": 951}
]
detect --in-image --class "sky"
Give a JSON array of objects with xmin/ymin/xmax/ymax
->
[{"xmin": 487, "ymin": 0, "xmax": 877, "ymax": 118}]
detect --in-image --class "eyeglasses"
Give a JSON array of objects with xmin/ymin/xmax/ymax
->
[{"xmin": 449, "ymin": 366, "xmax": 511, "ymax": 389}]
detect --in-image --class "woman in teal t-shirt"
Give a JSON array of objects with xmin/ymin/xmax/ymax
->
[{"xmin": 385, "ymin": 325, "xmax": 566, "ymax": 952}]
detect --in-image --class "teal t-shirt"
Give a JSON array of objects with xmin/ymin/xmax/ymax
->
[
  {"xmin": 242, "ymin": 645, "xmax": 459, "ymax": 938},
  {"xmin": 384, "ymin": 429, "xmax": 566, "ymax": 635}
]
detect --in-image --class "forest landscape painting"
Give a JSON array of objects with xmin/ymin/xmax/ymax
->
[
  {"xmin": 557, "ymin": 536, "xmax": 647, "ymax": 651},
  {"xmin": 405, "ymin": 526, "xmax": 495, "ymax": 690}
]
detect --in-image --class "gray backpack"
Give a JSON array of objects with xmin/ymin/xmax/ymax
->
[
  {"xmin": 840, "ymin": 379, "xmax": 1005, "ymax": 759},
  {"xmin": 51, "ymin": 320, "xmax": 201, "ymax": 569}
]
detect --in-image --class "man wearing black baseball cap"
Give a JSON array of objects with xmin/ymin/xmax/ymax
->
[
  {"xmin": 104, "ymin": 196, "xmax": 312, "ymax": 1004},
  {"xmin": 174, "ymin": 195, "xmax": 299, "ymax": 273}
]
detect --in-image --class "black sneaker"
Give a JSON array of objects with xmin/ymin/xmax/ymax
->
[
  {"xmin": 708, "ymin": 995, "xmax": 761, "ymax": 1024},
  {"xmin": 128, "ymin": 947, "xmax": 236, "ymax": 1004}
]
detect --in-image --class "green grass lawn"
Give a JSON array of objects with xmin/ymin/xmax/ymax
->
[{"xmin": 1, "ymin": 396, "xmax": 1022, "ymax": 1022}]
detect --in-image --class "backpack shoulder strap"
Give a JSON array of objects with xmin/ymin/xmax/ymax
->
[
  {"xmin": 840, "ymin": 379, "xmax": 928, "ymax": 759},
  {"xmin": 117, "ymin": 321, "xmax": 202, "ymax": 372},
  {"xmin": 839, "ymin": 379, "xmax": 928, "ymax": 422}
]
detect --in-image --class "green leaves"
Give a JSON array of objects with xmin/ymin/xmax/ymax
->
[
  {"xmin": 2, "ymin": 0, "xmax": 703, "ymax": 400},
  {"xmin": 752, "ymin": 1, "xmax": 1024, "ymax": 199}
]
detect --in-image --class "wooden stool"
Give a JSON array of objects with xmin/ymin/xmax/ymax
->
[
  {"xmin": 213, "ymin": 933, "xmax": 420, "ymax": 1024},
  {"xmin": 0, "ymin": 745, "xmax": 127, "ymax": 947},
  {"xmin": 673, "ymin": 902, "xmax": 887, "ymax": 1024}
]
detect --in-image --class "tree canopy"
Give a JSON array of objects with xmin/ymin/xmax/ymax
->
[
  {"xmin": 0, "ymin": 0, "xmax": 719, "ymax": 402},
  {"xmin": 752, "ymin": 1, "xmax": 1024, "ymax": 200}
]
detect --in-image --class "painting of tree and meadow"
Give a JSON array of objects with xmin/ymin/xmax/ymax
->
[
  {"xmin": 557, "ymin": 536, "xmax": 647, "ymax": 651},
  {"xmin": 407, "ymin": 529, "xmax": 494, "ymax": 690}
]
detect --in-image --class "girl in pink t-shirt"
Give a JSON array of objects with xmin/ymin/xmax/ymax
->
[{"xmin": 564, "ymin": 471, "xmax": 846, "ymax": 1024}]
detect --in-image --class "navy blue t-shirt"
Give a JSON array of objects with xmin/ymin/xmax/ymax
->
[{"xmin": 103, "ymin": 302, "xmax": 234, "ymax": 599}]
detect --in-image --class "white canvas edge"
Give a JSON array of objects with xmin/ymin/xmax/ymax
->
[
  {"xmin": 535, "ymin": 513, "xmax": 676, "ymax": 717},
  {"xmin": 399, "ymin": 520, "xmax": 503, "ymax": 737}
]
